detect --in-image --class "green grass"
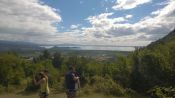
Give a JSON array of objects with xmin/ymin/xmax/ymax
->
[{"xmin": 0, "ymin": 93, "xmax": 150, "ymax": 98}]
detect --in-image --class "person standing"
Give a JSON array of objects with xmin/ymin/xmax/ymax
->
[
  {"xmin": 34, "ymin": 72, "xmax": 50, "ymax": 98},
  {"xmin": 65, "ymin": 65, "xmax": 80, "ymax": 98}
]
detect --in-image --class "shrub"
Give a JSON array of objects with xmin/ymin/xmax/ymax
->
[
  {"xmin": 148, "ymin": 86, "xmax": 175, "ymax": 98},
  {"xmin": 91, "ymin": 75, "xmax": 125, "ymax": 96},
  {"xmin": 25, "ymin": 78, "xmax": 39, "ymax": 92},
  {"xmin": 81, "ymin": 84, "xmax": 93, "ymax": 95},
  {"xmin": 52, "ymin": 77, "xmax": 65, "ymax": 93}
]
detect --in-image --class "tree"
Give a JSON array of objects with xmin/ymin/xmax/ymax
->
[
  {"xmin": 0, "ymin": 53, "xmax": 25, "ymax": 89},
  {"xmin": 52, "ymin": 52, "xmax": 63, "ymax": 69},
  {"xmin": 41, "ymin": 50, "xmax": 51, "ymax": 60}
]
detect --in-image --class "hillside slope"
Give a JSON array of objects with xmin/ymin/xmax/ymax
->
[
  {"xmin": 148, "ymin": 29, "xmax": 175, "ymax": 48},
  {"xmin": 130, "ymin": 29, "xmax": 175, "ymax": 93}
]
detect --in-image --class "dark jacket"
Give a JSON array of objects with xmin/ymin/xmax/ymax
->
[{"xmin": 65, "ymin": 71, "xmax": 78, "ymax": 90}]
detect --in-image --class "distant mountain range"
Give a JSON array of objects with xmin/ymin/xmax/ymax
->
[{"xmin": 0, "ymin": 40, "xmax": 43, "ymax": 52}]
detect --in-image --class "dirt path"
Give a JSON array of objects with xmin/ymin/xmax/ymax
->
[
  {"xmin": 0, "ymin": 93, "xmax": 65, "ymax": 98},
  {"xmin": 0, "ymin": 93, "xmax": 118, "ymax": 98}
]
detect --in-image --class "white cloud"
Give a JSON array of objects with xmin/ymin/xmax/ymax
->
[
  {"xmin": 112, "ymin": 0, "xmax": 152, "ymax": 10},
  {"xmin": 87, "ymin": 13, "xmax": 126, "ymax": 29},
  {"xmin": 151, "ymin": 10, "xmax": 161, "ymax": 15},
  {"xmin": 70, "ymin": 24, "xmax": 81, "ymax": 29},
  {"xmin": 155, "ymin": 0, "xmax": 169, "ymax": 6},
  {"xmin": 0, "ymin": 0, "xmax": 61, "ymax": 39},
  {"xmin": 135, "ymin": 0, "xmax": 175, "ymax": 36},
  {"xmin": 125, "ymin": 14, "xmax": 133, "ymax": 19},
  {"xmin": 85, "ymin": 13, "xmax": 135, "ymax": 38}
]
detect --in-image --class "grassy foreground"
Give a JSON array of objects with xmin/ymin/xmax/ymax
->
[{"xmin": 0, "ymin": 93, "xmax": 150, "ymax": 98}]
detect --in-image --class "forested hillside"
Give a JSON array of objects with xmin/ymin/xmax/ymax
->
[{"xmin": 129, "ymin": 29, "xmax": 175, "ymax": 97}]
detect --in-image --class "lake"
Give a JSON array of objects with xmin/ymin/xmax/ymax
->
[{"xmin": 40, "ymin": 45, "xmax": 136, "ymax": 51}]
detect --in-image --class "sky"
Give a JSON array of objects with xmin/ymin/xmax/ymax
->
[{"xmin": 0, "ymin": 0, "xmax": 175, "ymax": 46}]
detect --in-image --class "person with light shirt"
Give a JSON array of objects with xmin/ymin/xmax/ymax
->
[{"xmin": 34, "ymin": 72, "xmax": 50, "ymax": 98}]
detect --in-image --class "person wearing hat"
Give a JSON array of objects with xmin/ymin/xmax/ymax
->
[
  {"xmin": 65, "ymin": 65, "xmax": 80, "ymax": 98},
  {"xmin": 34, "ymin": 72, "xmax": 50, "ymax": 98}
]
